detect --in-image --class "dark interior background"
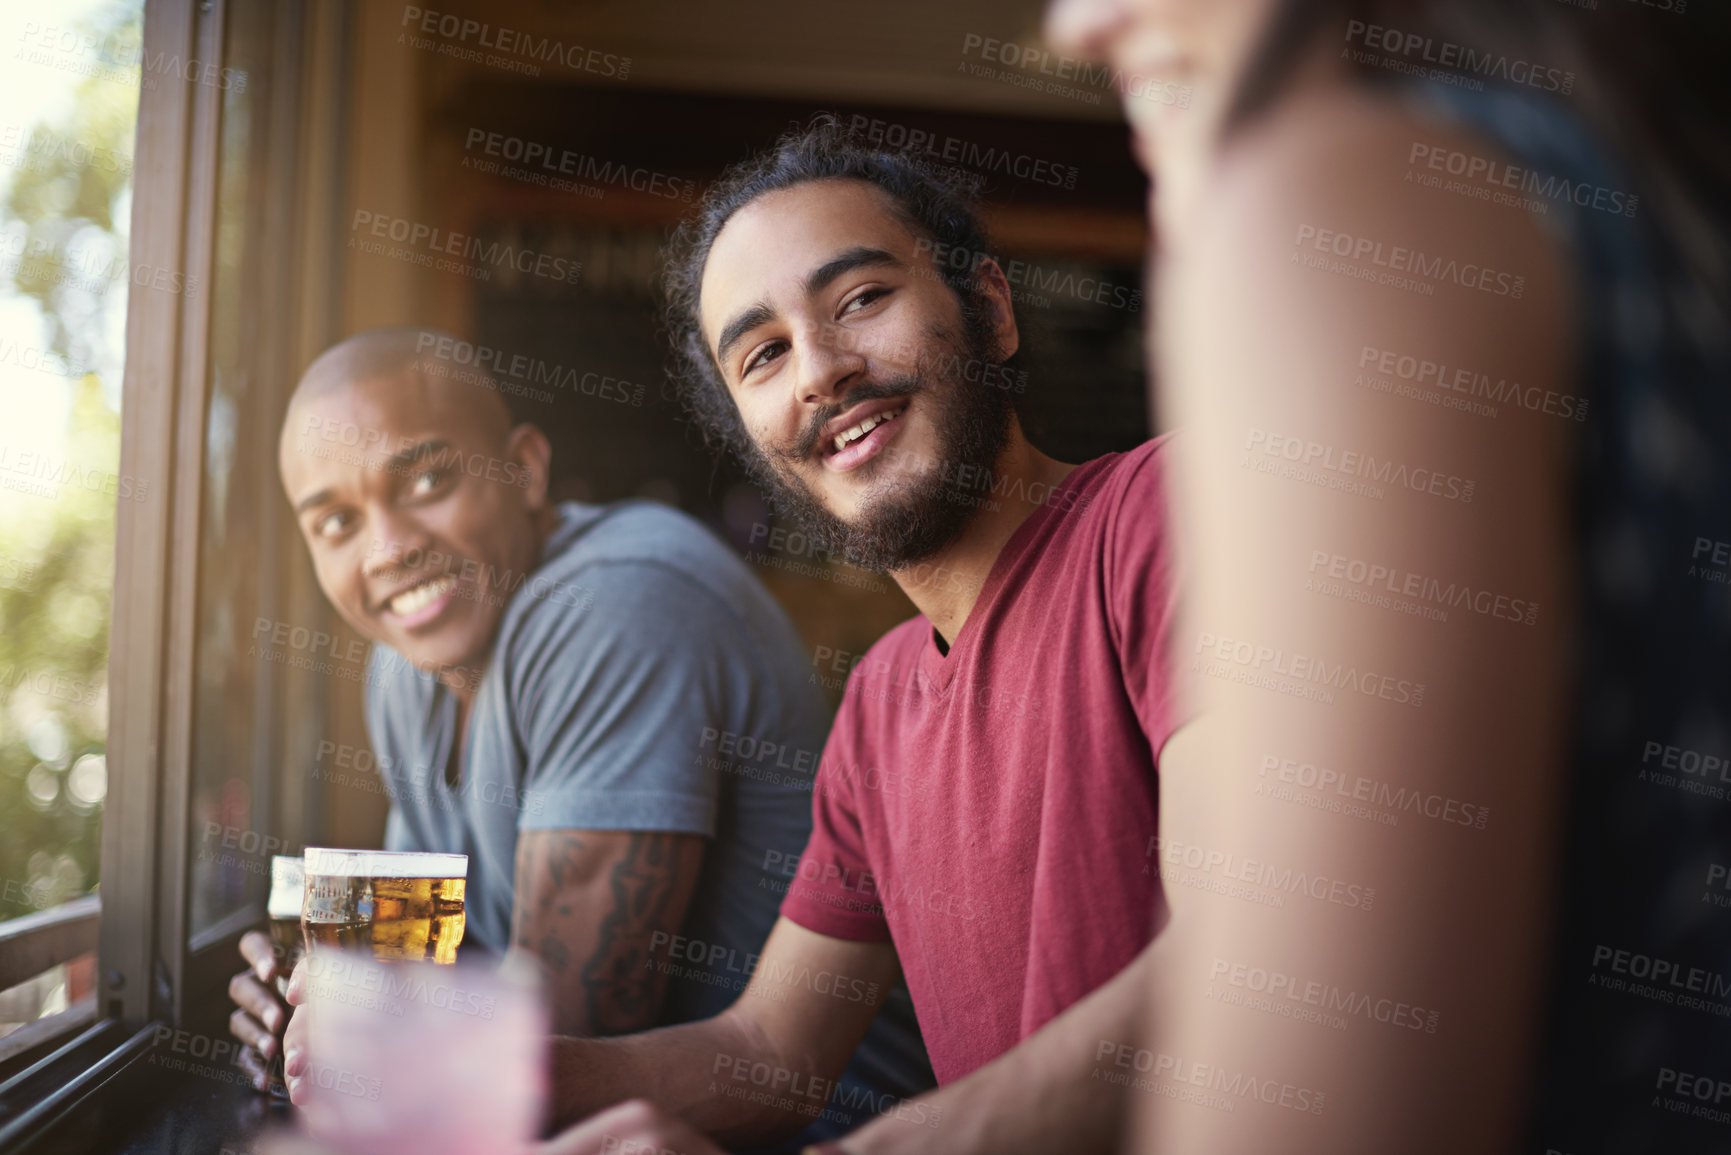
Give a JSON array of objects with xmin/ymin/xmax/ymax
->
[
  {"xmin": 261, "ymin": 0, "xmax": 1163, "ymax": 866},
  {"xmin": 424, "ymin": 81, "xmax": 1153, "ymax": 688}
]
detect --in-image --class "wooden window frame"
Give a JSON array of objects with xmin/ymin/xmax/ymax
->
[{"xmin": 0, "ymin": 0, "xmax": 349, "ymax": 1141}]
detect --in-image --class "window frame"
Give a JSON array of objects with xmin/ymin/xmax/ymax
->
[
  {"xmin": 0, "ymin": 0, "xmax": 349, "ymax": 1140},
  {"xmin": 0, "ymin": 0, "xmax": 214, "ymax": 1133}
]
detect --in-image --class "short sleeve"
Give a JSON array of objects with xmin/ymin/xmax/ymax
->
[
  {"xmin": 778, "ymin": 692, "xmax": 893, "ymax": 942},
  {"xmin": 1103, "ymin": 438, "xmax": 1186, "ymax": 758},
  {"xmin": 496, "ymin": 559, "xmax": 747, "ymax": 836}
]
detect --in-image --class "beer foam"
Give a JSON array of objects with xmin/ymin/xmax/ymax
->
[{"xmin": 303, "ymin": 847, "xmax": 469, "ymax": 879}]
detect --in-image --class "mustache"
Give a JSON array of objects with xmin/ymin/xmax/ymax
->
[{"xmin": 780, "ymin": 376, "xmax": 922, "ymax": 461}]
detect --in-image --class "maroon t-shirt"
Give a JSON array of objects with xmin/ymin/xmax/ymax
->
[{"xmin": 779, "ymin": 437, "xmax": 1181, "ymax": 1084}]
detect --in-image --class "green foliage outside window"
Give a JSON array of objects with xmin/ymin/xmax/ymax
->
[{"xmin": 0, "ymin": 3, "xmax": 142, "ymax": 923}]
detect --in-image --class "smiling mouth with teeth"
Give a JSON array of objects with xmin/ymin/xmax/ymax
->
[
  {"xmin": 386, "ymin": 574, "xmax": 456, "ymax": 616},
  {"xmin": 831, "ymin": 406, "xmax": 906, "ymax": 454}
]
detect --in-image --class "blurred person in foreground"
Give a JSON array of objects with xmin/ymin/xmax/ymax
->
[
  {"xmin": 509, "ymin": 121, "xmax": 1185, "ymax": 1155},
  {"xmin": 1038, "ymin": 0, "xmax": 1729, "ymax": 1151},
  {"xmin": 225, "ymin": 327, "xmax": 933, "ymax": 1147}
]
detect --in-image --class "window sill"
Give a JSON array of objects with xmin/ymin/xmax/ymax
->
[{"xmin": 0, "ymin": 995, "xmax": 98, "ymax": 1080}]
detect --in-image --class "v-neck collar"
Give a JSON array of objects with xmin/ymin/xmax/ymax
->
[{"xmin": 916, "ymin": 457, "xmax": 1107, "ymax": 692}]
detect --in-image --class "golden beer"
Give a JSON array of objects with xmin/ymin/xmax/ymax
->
[{"xmin": 301, "ymin": 848, "xmax": 468, "ymax": 964}]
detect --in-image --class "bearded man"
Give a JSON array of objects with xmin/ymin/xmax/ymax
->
[{"xmin": 289, "ymin": 123, "xmax": 1182, "ymax": 1155}]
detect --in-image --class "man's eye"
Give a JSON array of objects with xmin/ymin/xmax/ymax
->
[
  {"xmin": 314, "ymin": 510, "xmax": 352, "ymax": 538},
  {"xmin": 743, "ymin": 341, "xmax": 787, "ymax": 377},
  {"xmin": 843, "ymin": 287, "xmax": 889, "ymax": 315},
  {"xmin": 409, "ymin": 468, "xmax": 447, "ymax": 496}
]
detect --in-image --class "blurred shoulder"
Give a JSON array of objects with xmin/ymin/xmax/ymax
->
[
  {"xmin": 1166, "ymin": 83, "xmax": 1574, "ymax": 438},
  {"xmin": 1188, "ymin": 84, "xmax": 1573, "ymax": 297},
  {"xmin": 551, "ymin": 499, "xmax": 734, "ymax": 571},
  {"xmin": 531, "ymin": 499, "xmax": 759, "ymax": 608},
  {"xmin": 492, "ymin": 502, "xmax": 734, "ymax": 650}
]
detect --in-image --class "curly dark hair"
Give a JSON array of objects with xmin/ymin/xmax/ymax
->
[{"xmin": 661, "ymin": 116, "xmax": 1000, "ymax": 466}]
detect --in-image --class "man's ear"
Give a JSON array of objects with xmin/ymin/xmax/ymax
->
[
  {"xmin": 504, "ymin": 423, "xmax": 554, "ymax": 510},
  {"xmin": 970, "ymin": 257, "xmax": 1021, "ymax": 361}
]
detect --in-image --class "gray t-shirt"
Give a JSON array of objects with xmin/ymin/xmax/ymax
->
[{"xmin": 363, "ymin": 501, "xmax": 933, "ymax": 1132}]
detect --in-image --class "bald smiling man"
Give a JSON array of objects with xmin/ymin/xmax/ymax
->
[{"xmin": 224, "ymin": 327, "xmax": 933, "ymax": 1145}]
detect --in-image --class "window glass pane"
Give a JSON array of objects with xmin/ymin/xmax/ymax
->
[
  {"xmin": 0, "ymin": 953, "xmax": 97, "ymax": 1043},
  {"xmin": 0, "ymin": 0, "xmax": 141, "ymax": 1003},
  {"xmin": 187, "ymin": 0, "xmax": 284, "ymax": 938}
]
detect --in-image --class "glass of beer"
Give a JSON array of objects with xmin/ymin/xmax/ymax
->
[
  {"xmin": 266, "ymin": 855, "xmax": 304, "ymax": 1101},
  {"xmin": 300, "ymin": 848, "xmax": 468, "ymax": 964}
]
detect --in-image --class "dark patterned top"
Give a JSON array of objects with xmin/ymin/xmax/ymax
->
[{"xmin": 1412, "ymin": 84, "xmax": 1731, "ymax": 1153}]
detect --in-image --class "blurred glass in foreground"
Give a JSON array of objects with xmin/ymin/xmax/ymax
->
[{"xmin": 297, "ymin": 955, "xmax": 546, "ymax": 1155}]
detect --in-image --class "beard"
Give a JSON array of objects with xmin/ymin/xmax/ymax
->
[{"xmin": 744, "ymin": 315, "xmax": 1015, "ymax": 574}]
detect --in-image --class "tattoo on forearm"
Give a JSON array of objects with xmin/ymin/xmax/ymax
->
[
  {"xmin": 513, "ymin": 832, "xmax": 588, "ymax": 975},
  {"xmin": 581, "ymin": 833, "xmax": 694, "ymax": 1034},
  {"xmin": 512, "ymin": 831, "xmax": 697, "ymax": 1036},
  {"xmin": 538, "ymin": 934, "xmax": 571, "ymax": 975},
  {"xmin": 540, "ymin": 834, "xmax": 585, "ymax": 893}
]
